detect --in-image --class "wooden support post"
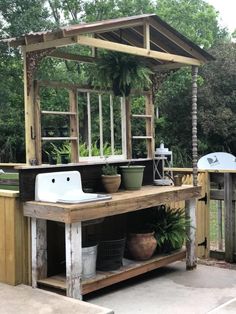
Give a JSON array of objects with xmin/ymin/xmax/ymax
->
[
  {"xmin": 145, "ymin": 93, "xmax": 154, "ymax": 158},
  {"xmin": 186, "ymin": 198, "xmax": 197, "ymax": 270},
  {"xmin": 125, "ymin": 97, "xmax": 132, "ymax": 159},
  {"xmin": 192, "ymin": 66, "xmax": 198, "ymax": 187},
  {"xmin": 121, "ymin": 98, "xmax": 127, "ymax": 158},
  {"xmin": 217, "ymin": 200, "xmax": 223, "ymax": 251},
  {"xmin": 34, "ymin": 81, "xmax": 42, "ymax": 164},
  {"xmin": 91, "ymin": 33, "xmax": 97, "ymax": 58},
  {"xmin": 224, "ymin": 173, "xmax": 235, "ymax": 262},
  {"xmin": 143, "ymin": 21, "xmax": 150, "ymax": 51},
  {"xmin": 69, "ymin": 89, "xmax": 79, "ymax": 163},
  {"xmin": 98, "ymin": 94, "xmax": 104, "ymax": 157},
  {"xmin": 204, "ymin": 171, "xmax": 210, "ymax": 258},
  {"xmin": 65, "ymin": 222, "xmax": 82, "ymax": 300},
  {"xmin": 31, "ymin": 218, "xmax": 47, "ymax": 288},
  {"xmin": 22, "ymin": 49, "xmax": 36, "ymax": 165}
]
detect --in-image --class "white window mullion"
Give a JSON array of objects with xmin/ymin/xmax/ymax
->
[
  {"xmin": 120, "ymin": 97, "xmax": 127, "ymax": 159},
  {"xmin": 110, "ymin": 94, "xmax": 115, "ymax": 155},
  {"xmin": 87, "ymin": 92, "xmax": 92, "ymax": 157},
  {"xmin": 98, "ymin": 94, "xmax": 103, "ymax": 157}
]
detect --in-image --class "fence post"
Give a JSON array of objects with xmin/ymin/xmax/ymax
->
[{"xmin": 224, "ymin": 173, "xmax": 235, "ymax": 262}]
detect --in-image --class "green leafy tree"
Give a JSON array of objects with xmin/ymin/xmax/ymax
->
[
  {"xmin": 156, "ymin": 0, "xmax": 226, "ymax": 49},
  {"xmin": 0, "ymin": 0, "xmax": 232, "ymax": 162},
  {"xmin": 0, "ymin": 0, "xmax": 51, "ymax": 36},
  {"xmin": 198, "ymin": 42, "xmax": 236, "ymax": 155},
  {"xmin": 154, "ymin": 0, "xmax": 230, "ymax": 166}
]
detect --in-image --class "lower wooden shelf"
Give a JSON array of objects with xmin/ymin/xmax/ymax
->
[{"xmin": 38, "ymin": 249, "xmax": 186, "ymax": 295}]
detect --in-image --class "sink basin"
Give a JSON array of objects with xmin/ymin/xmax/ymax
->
[
  {"xmin": 58, "ymin": 192, "xmax": 111, "ymax": 204},
  {"xmin": 35, "ymin": 171, "xmax": 112, "ymax": 204}
]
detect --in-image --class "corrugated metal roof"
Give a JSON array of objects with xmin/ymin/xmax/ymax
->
[{"xmin": 0, "ymin": 14, "xmax": 214, "ymax": 67}]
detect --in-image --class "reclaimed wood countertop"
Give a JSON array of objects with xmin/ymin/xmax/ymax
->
[{"xmin": 23, "ymin": 185, "xmax": 201, "ymax": 224}]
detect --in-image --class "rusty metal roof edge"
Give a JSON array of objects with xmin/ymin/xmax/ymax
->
[
  {"xmin": 0, "ymin": 13, "xmax": 214, "ymax": 61},
  {"xmin": 0, "ymin": 14, "xmax": 155, "ymax": 45}
]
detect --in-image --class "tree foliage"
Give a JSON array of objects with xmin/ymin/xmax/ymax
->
[
  {"xmin": 0, "ymin": 0, "xmax": 233, "ymax": 163},
  {"xmin": 156, "ymin": 0, "xmax": 226, "ymax": 49},
  {"xmin": 198, "ymin": 42, "xmax": 236, "ymax": 155}
]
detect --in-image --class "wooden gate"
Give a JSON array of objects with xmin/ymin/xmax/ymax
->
[
  {"xmin": 170, "ymin": 169, "xmax": 210, "ymax": 258},
  {"xmin": 0, "ymin": 191, "xmax": 29, "ymax": 285}
]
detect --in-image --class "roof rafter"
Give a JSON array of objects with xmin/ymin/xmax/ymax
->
[
  {"xmin": 150, "ymin": 19, "xmax": 208, "ymax": 62},
  {"xmin": 153, "ymin": 62, "xmax": 187, "ymax": 72},
  {"xmin": 48, "ymin": 50, "xmax": 98, "ymax": 63},
  {"xmin": 76, "ymin": 35, "xmax": 203, "ymax": 66}
]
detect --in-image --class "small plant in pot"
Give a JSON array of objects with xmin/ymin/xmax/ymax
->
[
  {"xmin": 147, "ymin": 205, "xmax": 191, "ymax": 253},
  {"xmin": 92, "ymin": 51, "xmax": 153, "ymax": 97},
  {"xmin": 101, "ymin": 163, "xmax": 121, "ymax": 193},
  {"xmin": 51, "ymin": 143, "xmax": 71, "ymax": 164},
  {"xmin": 45, "ymin": 150, "xmax": 58, "ymax": 165}
]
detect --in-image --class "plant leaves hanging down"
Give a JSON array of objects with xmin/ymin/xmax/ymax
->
[{"xmin": 91, "ymin": 51, "xmax": 153, "ymax": 97}]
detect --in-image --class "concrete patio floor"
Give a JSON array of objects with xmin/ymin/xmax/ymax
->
[
  {"xmin": 0, "ymin": 283, "xmax": 113, "ymax": 314},
  {"xmin": 1, "ymin": 261, "xmax": 236, "ymax": 314},
  {"xmin": 86, "ymin": 261, "xmax": 236, "ymax": 314}
]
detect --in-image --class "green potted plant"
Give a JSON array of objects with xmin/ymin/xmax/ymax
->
[
  {"xmin": 44, "ymin": 146, "xmax": 58, "ymax": 165},
  {"xmin": 92, "ymin": 51, "xmax": 153, "ymax": 97},
  {"xmin": 119, "ymin": 164, "xmax": 145, "ymax": 190},
  {"xmin": 101, "ymin": 163, "xmax": 121, "ymax": 193},
  {"xmin": 50, "ymin": 143, "xmax": 71, "ymax": 164},
  {"xmin": 147, "ymin": 205, "xmax": 191, "ymax": 253}
]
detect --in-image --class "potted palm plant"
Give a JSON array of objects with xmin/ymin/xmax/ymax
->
[
  {"xmin": 147, "ymin": 205, "xmax": 191, "ymax": 253},
  {"xmin": 92, "ymin": 51, "xmax": 153, "ymax": 97},
  {"xmin": 101, "ymin": 164, "xmax": 121, "ymax": 193}
]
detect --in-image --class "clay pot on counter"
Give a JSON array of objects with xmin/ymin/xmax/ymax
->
[{"xmin": 101, "ymin": 174, "xmax": 121, "ymax": 193}]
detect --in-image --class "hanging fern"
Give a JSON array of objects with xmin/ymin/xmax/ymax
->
[{"xmin": 91, "ymin": 51, "xmax": 153, "ymax": 96}]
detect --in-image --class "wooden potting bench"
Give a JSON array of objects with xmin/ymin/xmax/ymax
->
[{"xmin": 24, "ymin": 184, "xmax": 201, "ymax": 300}]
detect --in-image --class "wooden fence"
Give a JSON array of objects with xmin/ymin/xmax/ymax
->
[
  {"xmin": 170, "ymin": 168, "xmax": 210, "ymax": 258},
  {"xmin": 0, "ymin": 190, "xmax": 29, "ymax": 285}
]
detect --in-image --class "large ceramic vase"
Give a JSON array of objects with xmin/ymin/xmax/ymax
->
[
  {"xmin": 120, "ymin": 165, "xmax": 145, "ymax": 190},
  {"xmin": 127, "ymin": 232, "xmax": 157, "ymax": 260},
  {"xmin": 101, "ymin": 174, "xmax": 121, "ymax": 193}
]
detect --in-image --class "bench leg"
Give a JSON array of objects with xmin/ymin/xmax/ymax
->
[
  {"xmin": 31, "ymin": 218, "xmax": 47, "ymax": 288},
  {"xmin": 65, "ymin": 222, "xmax": 82, "ymax": 299}
]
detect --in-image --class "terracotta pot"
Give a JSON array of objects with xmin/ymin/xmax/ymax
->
[
  {"xmin": 101, "ymin": 174, "xmax": 121, "ymax": 193},
  {"xmin": 127, "ymin": 232, "xmax": 157, "ymax": 261}
]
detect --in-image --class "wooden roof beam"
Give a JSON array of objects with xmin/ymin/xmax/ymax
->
[
  {"xmin": 77, "ymin": 35, "xmax": 203, "ymax": 66},
  {"xmin": 150, "ymin": 19, "xmax": 208, "ymax": 62},
  {"xmin": 153, "ymin": 62, "xmax": 187, "ymax": 72},
  {"xmin": 132, "ymin": 26, "xmax": 170, "ymax": 53},
  {"xmin": 48, "ymin": 50, "xmax": 98, "ymax": 63},
  {"xmin": 25, "ymin": 36, "xmax": 77, "ymax": 52}
]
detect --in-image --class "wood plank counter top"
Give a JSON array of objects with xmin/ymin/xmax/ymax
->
[{"xmin": 24, "ymin": 185, "xmax": 201, "ymax": 224}]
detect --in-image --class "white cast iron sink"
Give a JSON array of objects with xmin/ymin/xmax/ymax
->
[{"xmin": 35, "ymin": 171, "xmax": 112, "ymax": 204}]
